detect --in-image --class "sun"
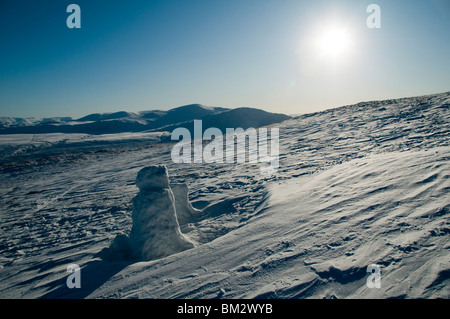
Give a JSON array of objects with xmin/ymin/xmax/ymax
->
[{"xmin": 317, "ymin": 27, "xmax": 351, "ymax": 58}]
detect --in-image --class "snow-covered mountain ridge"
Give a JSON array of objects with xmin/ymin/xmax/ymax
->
[{"xmin": 0, "ymin": 104, "xmax": 290, "ymax": 135}]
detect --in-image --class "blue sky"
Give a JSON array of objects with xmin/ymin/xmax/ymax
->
[{"xmin": 0, "ymin": 0, "xmax": 449, "ymax": 118}]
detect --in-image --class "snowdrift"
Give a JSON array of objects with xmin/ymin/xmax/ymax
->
[{"xmin": 88, "ymin": 147, "xmax": 450, "ymax": 299}]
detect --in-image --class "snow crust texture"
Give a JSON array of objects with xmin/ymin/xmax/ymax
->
[
  {"xmin": 0, "ymin": 91, "xmax": 448, "ymax": 299},
  {"xmin": 105, "ymin": 165, "xmax": 196, "ymax": 261}
]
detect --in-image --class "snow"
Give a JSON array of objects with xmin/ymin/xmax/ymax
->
[
  {"xmin": 0, "ymin": 91, "xmax": 448, "ymax": 299},
  {"xmin": 103, "ymin": 165, "xmax": 196, "ymax": 261},
  {"xmin": 87, "ymin": 147, "xmax": 449, "ymax": 299},
  {"xmin": 170, "ymin": 182, "xmax": 203, "ymax": 226},
  {"xmin": 135, "ymin": 165, "xmax": 171, "ymax": 191},
  {"xmin": 0, "ymin": 132, "xmax": 166, "ymax": 163}
]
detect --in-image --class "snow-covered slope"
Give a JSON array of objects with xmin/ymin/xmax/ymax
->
[
  {"xmin": 87, "ymin": 148, "xmax": 449, "ymax": 299},
  {"xmin": 0, "ymin": 91, "xmax": 448, "ymax": 299}
]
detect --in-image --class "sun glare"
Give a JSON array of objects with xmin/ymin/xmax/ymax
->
[{"xmin": 318, "ymin": 27, "xmax": 351, "ymax": 58}]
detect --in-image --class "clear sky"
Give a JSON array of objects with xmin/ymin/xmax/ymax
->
[{"xmin": 0, "ymin": 0, "xmax": 449, "ymax": 118}]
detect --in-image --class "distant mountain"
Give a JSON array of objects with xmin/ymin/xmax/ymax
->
[
  {"xmin": 159, "ymin": 107, "xmax": 291, "ymax": 135},
  {"xmin": 147, "ymin": 104, "xmax": 227, "ymax": 129},
  {"xmin": 0, "ymin": 104, "xmax": 290, "ymax": 135},
  {"xmin": 75, "ymin": 111, "xmax": 138, "ymax": 122},
  {"xmin": 0, "ymin": 117, "xmax": 42, "ymax": 128}
]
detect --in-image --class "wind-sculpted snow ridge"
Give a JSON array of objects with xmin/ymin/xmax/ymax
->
[{"xmin": 0, "ymin": 91, "xmax": 448, "ymax": 298}]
